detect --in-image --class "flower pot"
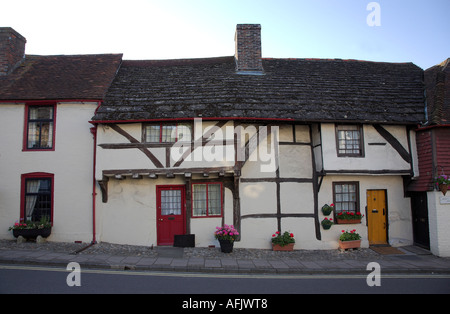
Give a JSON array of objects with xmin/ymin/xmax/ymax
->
[
  {"xmin": 337, "ymin": 218, "xmax": 361, "ymax": 224},
  {"xmin": 272, "ymin": 243, "xmax": 294, "ymax": 251},
  {"xmin": 13, "ymin": 228, "xmax": 52, "ymax": 239},
  {"xmin": 439, "ymin": 184, "xmax": 448, "ymax": 196},
  {"xmin": 218, "ymin": 239, "xmax": 234, "ymax": 253},
  {"xmin": 321, "ymin": 205, "xmax": 333, "ymax": 216},
  {"xmin": 322, "ymin": 223, "xmax": 332, "ymax": 230},
  {"xmin": 338, "ymin": 240, "xmax": 361, "ymax": 250}
]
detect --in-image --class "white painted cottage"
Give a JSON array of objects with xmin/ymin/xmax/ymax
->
[
  {"xmin": 91, "ymin": 25, "xmax": 424, "ymax": 250},
  {"xmin": 1, "ymin": 25, "xmax": 428, "ymax": 251}
]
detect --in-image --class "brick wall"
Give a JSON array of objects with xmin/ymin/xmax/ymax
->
[
  {"xmin": 0, "ymin": 27, "xmax": 26, "ymax": 75},
  {"xmin": 234, "ymin": 24, "xmax": 263, "ymax": 72}
]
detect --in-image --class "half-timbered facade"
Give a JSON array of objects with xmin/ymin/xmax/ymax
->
[
  {"xmin": 90, "ymin": 24, "xmax": 425, "ymax": 249},
  {"xmin": 1, "ymin": 25, "xmax": 435, "ymax": 252}
]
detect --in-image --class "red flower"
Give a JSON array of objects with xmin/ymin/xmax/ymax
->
[
  {"xmin": 290, "ymin": 233, "xmax": 294, "ymax": 238},
  {"xmin": 272, "ymin": 234, "xmax": 276, "ymax": 237},
  {"xmin": 330, "ymin": 203, "xmax": 334, "ymax": 207}
]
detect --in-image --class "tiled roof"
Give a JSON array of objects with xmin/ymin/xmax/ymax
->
[
  {"xmin": 93, "ymin": 56, "xmax": 425, "ymax": 124},
  {"xmin": 0, "ymin": 54, "xmax": 122, "ymax": 101}
]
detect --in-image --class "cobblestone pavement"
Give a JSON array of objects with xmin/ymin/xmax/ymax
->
[{"xmin": 0, "ymin": 239, "xmax": 385, "ymax": 260}]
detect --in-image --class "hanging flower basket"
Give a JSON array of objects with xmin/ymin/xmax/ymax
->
[
  {"xmin": 321, "ymin": 217, "xmax": 333, "ymax": 230},
  {"xmin": 435, "ymin": 174, "xmax": 449, "ymax": 195},
  {"xmin": 321, "ymin": 204, "xmax": 334, "ymax": 216}
]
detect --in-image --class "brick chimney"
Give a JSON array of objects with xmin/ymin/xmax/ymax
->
[
  {"xmin": 0, "ymin": 27, "xmax": 26, "ymax": 76},
  {"xmin": 234, "ymin": 24, "xmax": 263, "ymax": 74}
]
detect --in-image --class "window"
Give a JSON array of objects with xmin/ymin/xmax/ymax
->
[
  {"xmin": 21, "ymin": 173, "xmax": 54, "ymax": 223},
  {"xmin": 333, "ymin": 182, "xmax": 359, "ymax": 215},
  {"xmin": 144, "ymin": 123, "xmax": 192, "ymax": 143},
  {"xmin": 25, "ymin": 105, "xmax": 55, "ymax": 150},
  {"xmin": 192, "ymin": 183, "xmax": 222, "ymax": 217},
  {"xmin": 336, "ymin": 125, "xmax": 363, "ymax": 156}
]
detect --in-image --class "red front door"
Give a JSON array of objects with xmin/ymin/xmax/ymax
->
[{"xmin": 156, "ymin": 185, "xmax": 186, "ymax": 246}]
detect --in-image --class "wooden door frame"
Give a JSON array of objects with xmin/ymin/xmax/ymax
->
[
  {"xmin": 366, "ymin": 189, "xmax": 389, "ymax": 246},
  {"xmin": 156, "ymin": 184, "xmax": 186, "ymax": 246}
]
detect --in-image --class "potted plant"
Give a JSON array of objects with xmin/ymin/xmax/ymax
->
[
  {"xmin": 214, "ymin": 224, "xmax": 239, "ymax": 253},
  {"xmin": 9, "ymin": 216, "xmax": 52, "ymax": 240},
  {"xmin": 271, "ymin": 231, "xmax": 295, "ymax": 251},
  {"xmin": 321, "ymin": 217, "xmax": 333, "ymax": 230},
  {"xmin": 435, "ymin": 174, "xmax": 449, "ymax": 195},
  {"xmin": 321, "ymin": 203, "xmax": 334, "ymax": 216},
  {"xmin": 336, "ymin": 211, "xmax": 363, "ymax": 224},
  {"xmin": 338, "ymin": 229, "xmax": 361, "ymax": 250}
]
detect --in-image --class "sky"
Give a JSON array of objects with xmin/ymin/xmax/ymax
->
[{"xmin": 2, "ymin": 0, "xmax": 449, "ymax": 69}]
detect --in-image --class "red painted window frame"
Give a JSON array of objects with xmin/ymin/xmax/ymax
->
[
  {"xmin": 23, "ymin": 102, "xmax": 57, "ymax": 151},
  {"xmin": 191, "ymin": 182, "xmax": 223, "ymax": 218},
  {"xmin": 20, "ymin": 172, "xmax": 55, "ymax": 224}
]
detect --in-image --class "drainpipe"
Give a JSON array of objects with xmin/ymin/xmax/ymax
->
[{"xmin": 90, "ymin": 125, "xmax": 98, "ymax": 244}]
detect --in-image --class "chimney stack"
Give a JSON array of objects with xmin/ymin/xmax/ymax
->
[
  {"xmin": 234, "ymin": 24, "xmax": 263, "ymax": 74},
  {"xmin": 0, "ymin": 27, "xmax": 26, "ymax": 76}
]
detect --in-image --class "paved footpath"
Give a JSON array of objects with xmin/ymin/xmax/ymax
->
[{"xmin": 1, "ymin": 241, "xmax": 450, "ymax": 275}]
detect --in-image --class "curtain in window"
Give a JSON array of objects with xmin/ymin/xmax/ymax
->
[
  {"xmin": 25, "ymin": 180, "xmax": 41, "ymax": 220},
  {"xmin": 192, "ymin": 184, "xmax": 207, "ymax": 216},
  {"xmin": 160, "ymin": 190, "xmax": 181, "ymax": 215},
  {"xmin": 208, "ymin": 184, "xmax": 221, "ymax": 215},
  {"xmin": 145, "ymin": 125, "xmax": 160, "ymax": 142},
  {"xmin": 27, "ymin": 107, "xmax": 53, "ymax": 149}
]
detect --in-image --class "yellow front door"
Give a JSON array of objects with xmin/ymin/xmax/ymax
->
[{"xmin": 367, "ymin": 190, "xmax": 387, "ymax": 245}]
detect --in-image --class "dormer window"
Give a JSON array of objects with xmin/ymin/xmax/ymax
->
[
  {"xmin": 144, "ymin": 123, "xmax": 192, "ymax": 143},
  {"xmin": 335, "ymin": 124, "xmax": 364, "ymax": 157}
]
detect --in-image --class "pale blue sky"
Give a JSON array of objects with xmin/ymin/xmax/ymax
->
[{"xmin": 2, "ymin": 0, "xmax": 449, "ymax": 69}]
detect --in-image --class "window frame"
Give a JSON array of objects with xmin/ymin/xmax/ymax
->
[
  {"xmin": 142, "ymin": 122, "xmax": 193, "ymax": 143},
  {"xmin": 191, "ymin": 182, "xmax": 223, "ymax": 218},
  {"xmin": 23, "ymin": 103, "xmax": 57, "ymax": 151},
  {"xmin": 335, "ymin": 124, "xmax": 364, "ymax": 157},
  {"xmin": 332, "ymin": 181, "xmax": 360, "ymax": 222},
  {"xmin": 20, "ymin": 172, "xmax": 54, "ymax": 225}
]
